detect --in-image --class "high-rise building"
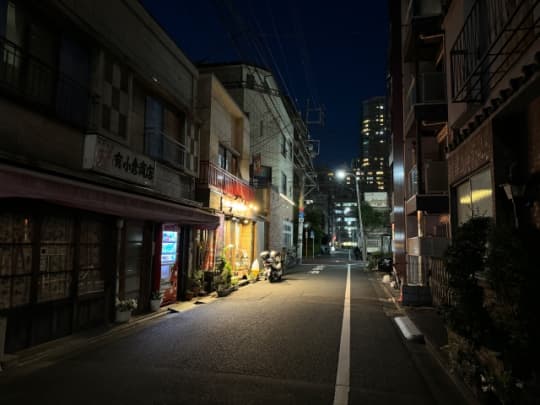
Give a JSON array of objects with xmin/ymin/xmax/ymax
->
[{"xmin": 359, "ymin": 97, "xmax": 390, "ymax": 193}]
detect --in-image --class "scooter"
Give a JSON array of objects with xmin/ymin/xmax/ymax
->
[{"xmin": 260, "ymin": 250, "xmax": 283, "ymax": 282}]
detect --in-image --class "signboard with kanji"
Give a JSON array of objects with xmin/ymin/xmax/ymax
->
[{"xmin": 83, "ymin": 134, "xmax": 156, "ymax": 187}]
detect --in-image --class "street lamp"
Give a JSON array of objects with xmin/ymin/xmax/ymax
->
[{"xmin": 335, "ymin": 169, "xmax": 367, "ymax": 262}]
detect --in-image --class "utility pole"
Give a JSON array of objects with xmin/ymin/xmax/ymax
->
[{"xmin": 354, "ymin": 172, "xmax": 367, "ymax": 261}]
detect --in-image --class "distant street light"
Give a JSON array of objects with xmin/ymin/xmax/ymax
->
[{"xmin": 335, "ymin": 169, "xmax": 367, "ymax": 261}]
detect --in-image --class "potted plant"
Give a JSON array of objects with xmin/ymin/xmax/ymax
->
[
  {"xmin": 216, "ymin": 256, "xmax": 233, "ymax": 297},
  {"xmin": 115, "ymin": 297, "xmax": 137, "ymax": 323},
  {"xmin": 184, "ymin": 289, "xmax": 194, "ymax": 301},
  {"xmin": 191, "ymin": 269, "xmax": 204, "ymax": 295},
  {"xmin": 149, "ymin": 290, "xmax": 163, "ymax": 312},
  {"xmin": 189, "ymin": 272, "xmax": 203, "ymax": 296}
]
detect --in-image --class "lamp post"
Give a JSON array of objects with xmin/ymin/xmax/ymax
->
[{"xmin": 336, "ymin": 169, "xmax": 367, "ymax": 262}]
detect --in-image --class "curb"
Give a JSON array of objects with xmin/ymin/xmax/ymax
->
[
  {"xmin": 394, "ymin": 316, "xmax": 424, "ymax": 342},
  {"xmin": 1, "ymin": 294, "xmax": 222, "ymax": 372},
  {"xmin": 377, "ymin": 274, "xmax": 480, "ymax": 405}
]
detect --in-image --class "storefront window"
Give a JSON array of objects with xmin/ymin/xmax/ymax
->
[
  {"xmin": 78, "ymin": 219, "xmax": 104, "ymax": 295},
  {"xmin": 456, "ymin": 168, "xmax": 493, "ymax": 225},
  {"xmin": 38, "ymin": 215, "xmax": 74, "ymax": 303},
  {"xmin": 0, "ymin": 212, "xmax": 33, "ymax": 309}
]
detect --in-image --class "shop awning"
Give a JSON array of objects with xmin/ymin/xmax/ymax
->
[{"xmin": 0, "ymin": 164, "xmax": 219, "ymax": 228}]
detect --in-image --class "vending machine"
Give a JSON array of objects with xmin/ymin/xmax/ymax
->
[{"xmin": 160, "ymin": 226, "xmax": 179, "ymax": 304}]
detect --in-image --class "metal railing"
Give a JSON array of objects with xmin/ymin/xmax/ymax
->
[
  {"xmin": 408, "ymin": 166, "xmax": 419, "ymax": 197},
  {"xmin": 198, "ymin": 161, "xmax": 254, "ymax": 202},
  {"xmin": 404, "ymin": 72, "xmax": 446, "ymax": 122},
  {"xmin": 144, "ymin": 128, "xmax": 185, "ymax": 170},
  {"xmin": 451, "ymin": 0, "xmax": 540, "ymax": 102},
  {"xmin": 0, "ymin": 36, "xmax": 90, "ymax": 128},
  {"xmin": 429, "ymin": 256, "xmax": 451, "ymax": 306}
]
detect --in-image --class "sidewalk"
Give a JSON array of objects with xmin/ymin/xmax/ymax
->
[
  {"xmin": 375, "ymin": 271, "xmax": 479, "ymax": 405},
  {"xmin": 1, "ymin": 292, "xmax": 220, "ymax": 371}
]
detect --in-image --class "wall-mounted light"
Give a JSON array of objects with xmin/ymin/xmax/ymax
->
[
  {"xmin": 500, "ymin": 183, "xmax": 525, "ymax": 228},
  {"xmin": 500, "ymin": 183, "xmax": 525, "ymax": 200}
]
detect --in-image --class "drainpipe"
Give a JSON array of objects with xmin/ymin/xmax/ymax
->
[
  {"xmin": 0, "ymin": 317, "xmax": 6, "ymax": 371},
  {"xmin": 115, "ymin": 218, "xmax": 124, "ymax": 297}
]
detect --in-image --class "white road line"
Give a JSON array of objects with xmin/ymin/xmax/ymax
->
[{"xmin": 333, "ymin": 264, "xmax": 351, "ymax": 405}]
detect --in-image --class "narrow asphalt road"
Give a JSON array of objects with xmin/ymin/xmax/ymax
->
[{"xmin": 0, "ymin": 258, "xmax": 466, "ymax": 404}]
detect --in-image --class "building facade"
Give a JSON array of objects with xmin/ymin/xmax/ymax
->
[
  {"xmin": 444, "ymin": 0, "xmax": 540, "ymax": 232},
  {"xmin": 199, "ymin": 64, "xmax": 296, "ymax": 253},
  {"xmin": 359, "ymin": 96, "xmax": 391, "ymax": 193},
  {"xmin": 388, "ymin": 0, "xmax": 450, "ymax": 304},
  {"xmin": 196, "ymin": 73, "xmax": 259, "ymax": 285},
  {"xmin": 0, "ymin": 0, "xmax": 218, "ymax": 353},
  {"xmin": 389, "ymin": 0, "xmax": 540, "ymax": 306}
]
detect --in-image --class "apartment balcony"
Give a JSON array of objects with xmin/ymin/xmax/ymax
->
[
  {"xmin": 0, "ymin": 36, "xmax": 91, "ymax": 129},
  {"xmin": 451, "ymin": 0, "xmax": 540, "ymax": 102},
  {"xmin": 403, "ymin": 0, "xmax": 444, "ymax": 62},
  {"xmin": 145, "ymin": 128, "xmax": 186, "ymax": 171},
  {"xmin": 404, "ymin": 72, "xmax": 447, "ymax": 134},
  {"xmin": 198, "ymin": 161, "xmax": 254, "ymax": 202},
  {"xmin": 406, "ymin": 161, "xmax": 448, "ymax": 215}
]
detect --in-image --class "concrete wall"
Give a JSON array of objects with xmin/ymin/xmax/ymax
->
[
  {"xmin": 0, "ymin": 99, "xmax": 83, "ymax": 169},
  {"xmin": 197, "ymin": 73, "xmax": 250, "ymax": 180}
]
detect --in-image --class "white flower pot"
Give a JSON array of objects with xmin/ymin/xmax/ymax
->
[
  {"xmin": 150, "ymin": 299, "xmax": 162, "ymax": 312},
  {"xmin": 115, "ymin": 309, "xmax": 131, "ymax": 323}
]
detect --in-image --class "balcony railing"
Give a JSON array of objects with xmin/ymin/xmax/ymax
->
[
  {"xmin": 407, "ymin": 160, "xmax": 448, "ymax": 198},
  {"xmin": 198, "ymin": 161, "xmax": 254, "ymax": 202},
  {"xmin": 144, "ymin": 128, "xmax": 185, "ymax": 171},
  {"xmin": 451, "ymin": 0, "xmax": 540, "ymax": 102},
  {"xmin": 404, "ymin": 72, "xmax": 446, "ymax": 121},
  {"xmin": 408, "ymin": 166, "xmax": 419, "ymax": 196},
  {"xmin": 408, "ymin": 236, "xmax": 449, "ymax": 258},
  {"xmin": 0, "ymin": 36, "xmax": 90, "ymax": 128}
]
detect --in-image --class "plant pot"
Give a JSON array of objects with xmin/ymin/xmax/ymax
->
[
  {"xmin": 217, "ymin": 286, "xmax": 234, "ymax": 297},
  {"xmin": 150, "ymin": 299, "xmax": 162, "ymax": 312},
  {"xmin": 115, "ymin": 309, "xmax": 131, "ymax": 323},
  {"xmin": 184, "ymin": 291, "xmax": 194, "ymax": 301}
]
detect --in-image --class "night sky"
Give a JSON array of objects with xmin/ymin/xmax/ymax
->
[{"xmin": 139, "ymin": 0, "xmax": 388, "ymax": 169}]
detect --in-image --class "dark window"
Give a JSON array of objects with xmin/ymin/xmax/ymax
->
[
  {"xmin": 231, "ymin": 155, "xmax": 238, "ymax": 176},
  {"xmin": 102, "ymin": 105, "xmax": 110, "ymax": 130},
  {"xmin": 120, "ymin": 67, "xmax": 129, "ymax": 92},
  {"xmin": 118, "ymin": 114, "xmax": 127, "ymax": 138},
  {"xmin": 0, "ymin": 2, "xmax": 89, "ymax": 127},
  {"xmin": 57, "ymin": 37, "xmax": 90, "ymax": 126},
  {"xmin": 281, "ymin": 172, "xmax": 287, "ymax": 195},
  {"xmin": 104, "ymin": 56, "xmax": 113, "ymax": 83},
  {"xmin": 246, "ymin": 73, "xmax": 254, "ymax": 88},
  {"xmin": 112, "ymin": 87, "xmax": 120, "ymax": 109},
  {"xmin": 145, "ymin": 96, "xmax": 185, "ymax": 169}
]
